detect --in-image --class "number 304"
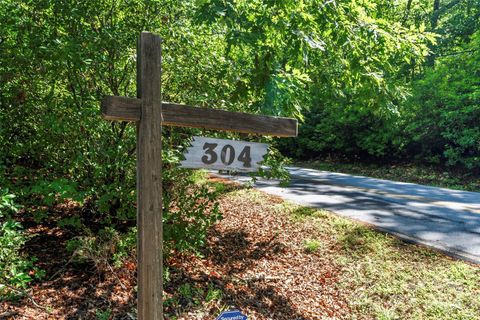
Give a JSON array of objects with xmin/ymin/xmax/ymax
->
[{"xmin": 201, "ymin": 143, "xmax": 252, "ymax": 168}]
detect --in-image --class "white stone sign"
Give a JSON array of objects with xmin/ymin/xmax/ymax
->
[{"xmin": 180, "ymin": 136, "xmax": 268, "ymax": 172}]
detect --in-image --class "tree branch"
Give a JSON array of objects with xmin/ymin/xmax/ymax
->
[{"xmin": 0, "ymin": 281, "xmax": 50, "ymax": 312}]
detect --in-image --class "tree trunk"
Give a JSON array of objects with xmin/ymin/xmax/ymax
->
[
  {"xmin": 431, "ymin": 0, "xmax": 441, "ymax": 29},
  {"xmin": 427, "ymin": 0, "xmax": 441, "ymax": 66},
  {"xmin": 403, "ymin": 0, "xmax": 413, "ymax": 24}
]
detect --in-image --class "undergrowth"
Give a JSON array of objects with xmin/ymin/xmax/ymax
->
[
  {"xmin": 298, "ymin": 160, "xmax": 480, "ymax": 192},
  {"xmin": 0, "ymin": 189, "xmax": 44, "ymax": 299}
]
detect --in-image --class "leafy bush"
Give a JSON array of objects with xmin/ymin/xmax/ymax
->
[
  {"xmin": 65, "ymin": 152, "xmax": 222, "ymax": 270},
  {"xmin": 66, "ymin": 227, "xmax": 127, "ymax": 272},
  {"xmin": 405, "ymin": 31, "xmax": 480, "ymax": 170},
  {"xmin": 29, "ymin": 178, "xmax": 86, "ymax": 206},
  {"xmin": 280, "ymin": 104, "xmax": 403, "ymax": 160},
  {"xmin": 1, "ymin": 190, "xmax": 20, "ymax": 214},
  {"xmin": 163, "ymin": 147, "xmax": 222, "ymax": 254},
  {"xmin": 0, "ymin": 189, "xmax": 44, "ymax": 298}
]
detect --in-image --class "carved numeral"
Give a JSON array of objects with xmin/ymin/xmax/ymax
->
[
  {"xmin": 237, "ymin": 146, "xmax": 252, "ymax": 167},
  {"xmin": 200, "ymin": 142, "xmax": 255, "ymax": 168},
  {"xmin": 201, "ymin": 143, "xmax": 218, "ymax": 164},
  {"xmin": 220, "ymin": 144, "xmax": 235, "ymax": 165}
]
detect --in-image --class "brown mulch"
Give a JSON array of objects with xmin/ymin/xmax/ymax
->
[
  {"xmin": 166, "ymin": 182, "xmax": 349, "ymax": 319},
  {"xmin": 2, "ymin": 181, "xmax": 349, "ymax": 319},
  {"xmin": 1, "ymin": 201, "xmax": 137, "ymax": 320}
]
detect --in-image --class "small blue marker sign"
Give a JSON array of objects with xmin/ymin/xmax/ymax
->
[{"xmin": 216, "ymin": 310, "xmax": 248, "ymax": 320}]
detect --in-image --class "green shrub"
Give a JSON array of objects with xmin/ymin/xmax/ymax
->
[
  {"xmin": 66, "ymin": 227, "xmax": 121, "ymax": 271},
  {"xmin": 29, "ymin": 178, "xmax": 86, "ymax": 207},
  {"xmin": 0, "ymin": 189, "xmax": 44, "ymax": 298},
  {"xmin": 280, "ymin": 104, "xmax": 402, "ymax": 160},
  {"xmin": 405, "ymin": 31, "xmax": 480, "ymax": 170},
  {"xmin": 0, "ymin": 189, "xmax": 20, "ymax": 214},
  {"xmin": 163, "ymin": 148, "xmax": 222, "ymax": 254},
  {"xmin": 96, "ymin": 308, "xmax": 112, "ymax": 320}
]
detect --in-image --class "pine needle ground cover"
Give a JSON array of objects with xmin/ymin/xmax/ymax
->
[{"xmin": 2, "ymin": 180, "xmax": 479, "ymax": 319}]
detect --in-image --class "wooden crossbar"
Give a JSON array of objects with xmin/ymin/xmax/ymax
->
[
  {"xmin": 102, "ymin": 96, "xmax": 298, "ymax": 137},
  {"xmin": 101, "ymin": 31, "xmax": 298, "ymax": 320}
]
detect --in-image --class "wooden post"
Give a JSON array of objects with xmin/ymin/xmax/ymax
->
[
  {"xmin": 100, "ymin": 31, "xmax": 298, "ymax": 320},
  {"xmin": 136, "ymin": 32, "xmax": 163, "ymax": 320}
]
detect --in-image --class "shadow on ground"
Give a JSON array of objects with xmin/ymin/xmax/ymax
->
[
  {"xmin": 166, "ymin": 229, "xmax": 310, "ymax": 320},
  {"xmin": 3, "ymin": 206, "xmax": 136, "ymax": 320}
]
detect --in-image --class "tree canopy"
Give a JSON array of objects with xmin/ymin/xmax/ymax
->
[{"xmin": 0, "ymin": 0, "xmax": 478, "ymax": 300}]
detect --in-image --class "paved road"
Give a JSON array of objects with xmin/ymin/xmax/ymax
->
[{"xmin": 216, "ymin": 167, "xmax": 480, "ymax": 264}]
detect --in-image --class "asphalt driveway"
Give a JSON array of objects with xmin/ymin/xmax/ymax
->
[{"xmin": 216, "ymin": 167, "xmax": 480, "ymax": 264}]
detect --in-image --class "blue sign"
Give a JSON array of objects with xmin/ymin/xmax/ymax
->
[{"xmin": 216, "ymin": 310, "xmax": 248, "ymax": 320}]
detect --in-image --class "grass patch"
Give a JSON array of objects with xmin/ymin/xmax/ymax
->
[
  {"xmin": 297, "ymin": 160, "xmax": 480, "ymax": 192},
  {"xmin": 266, "ymin": 196, "xmax": 480, "ymax": 319},
  {"xmin": 303, "ymin": 239, "xmax": 322, "ymax": 253},
  {"xmin": 164, "ymin": 282, "xmax": 225, "ymax": 318}
]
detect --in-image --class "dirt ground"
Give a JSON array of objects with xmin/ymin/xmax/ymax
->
[{"xmin": 1, "ymin": 178, "xmax": 352, "ymax": 319}]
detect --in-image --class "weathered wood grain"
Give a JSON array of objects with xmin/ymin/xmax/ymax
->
[
  {"xmin": 163, "ymin": 103, "xmax": 298, "ymax": 137},
  {"xmin": 101, "ymin": 96, "xmax": 140, "ymax": 121},
  {"xmin": 101, "ymin": 30, "xmax": 300, "ymax": 320},
  {"xmin": 101, "ymin": 96, "xmax": 298, "ymax": 137},
  {"xmin": 136, "ymin": 32, "xmax": 163, "ymax": 320}
]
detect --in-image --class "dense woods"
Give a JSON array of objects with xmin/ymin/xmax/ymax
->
[
  {"xmin": 0, "ymin": 0, "xmax": 479, "ymax": 315},
  {"xmin": 279, "ymin": 0, "xmax": 479, "ymax": 171}
]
